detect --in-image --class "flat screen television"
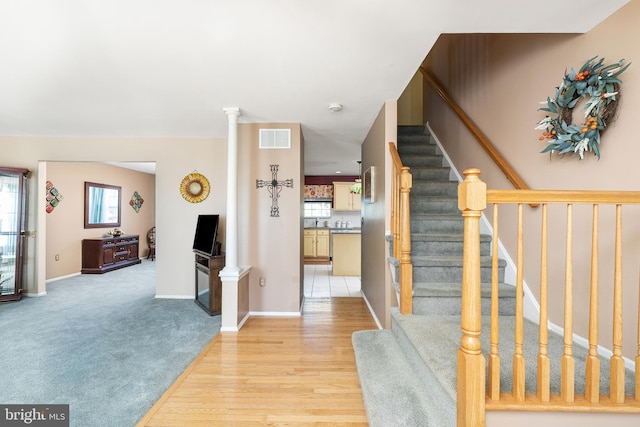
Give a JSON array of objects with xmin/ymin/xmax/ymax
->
[{"xmin": 192, "ymin": 214, "xmax": 220, "ymax": 256}]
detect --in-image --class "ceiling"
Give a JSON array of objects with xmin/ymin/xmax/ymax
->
[{"xmin": 0, "ymin": 1, "xmax": 628, "ymax": 176}]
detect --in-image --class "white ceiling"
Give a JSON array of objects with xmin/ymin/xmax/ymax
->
[{"xmin": 0, "ymin": 0, "xmax": 628, "ymax": 175}]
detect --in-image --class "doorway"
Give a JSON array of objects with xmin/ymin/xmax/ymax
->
[{"xmin": 37, "ymin": 161, "xmax": 156, "ymax": 295}]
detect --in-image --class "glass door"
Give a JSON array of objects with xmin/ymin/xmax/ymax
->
[{"xmin": 0, "ymin": 167, "xmax": 29, "ymax": 303}]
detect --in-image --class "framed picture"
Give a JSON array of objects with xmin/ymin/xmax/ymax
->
[{"xmin": 363, "ymin": 166, "xmax": 376, "ymax": 203}]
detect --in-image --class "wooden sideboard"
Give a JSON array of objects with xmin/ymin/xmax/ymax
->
[{"xmin": 82, "ymin": 234, "xmax": 142, "ymax": 274}]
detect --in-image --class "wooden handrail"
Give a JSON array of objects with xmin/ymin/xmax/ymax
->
[
  {"xmin": 389, "ymin": 142, "xmax": 413, "ymax": 314},
  {"xmin": 420, "ymin": 66, "xmax": 530, "ymax": 191}
]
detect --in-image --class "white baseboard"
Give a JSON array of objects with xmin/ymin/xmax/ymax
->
[
  {"xmin": 154, "ymin": 294, "xmax": 193, "ymax": 299},
  {"xmin": 249, "ymin": 311, "xmax": 301, "ymax": 317},
  {"xmin": 361, "ymin": 291, "xmax": 383, "ymax": 329},
  {"xmin": 23, "ymin": 291, "xmax": 47, "ymax": 297},
  {"xmin": 46, "ymin": 272, "xmax": 81, "ymax": 283}
]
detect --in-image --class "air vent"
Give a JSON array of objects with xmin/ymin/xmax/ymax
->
[{"xmin": 259, "ymin": 129, "xmax": 291, "ymax": 149}]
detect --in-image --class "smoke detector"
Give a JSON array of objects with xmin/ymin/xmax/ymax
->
[{"xmin": 328, "ymin": 103, "xmax": 343, "ymax": 112}]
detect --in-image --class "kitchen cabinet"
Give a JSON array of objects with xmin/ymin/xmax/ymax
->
[
  {"xmin": 82, "ymin": 235, "xmax": 141, "ymax": 274},
  {"xmin": 304, "ymin": 229, "xmax": 330, "ymax": 259},
  {"xmin": 333, "ymin": 182, "xmax": 361, "ymax": 211},
  {"xmin": 332, "ymin": 233, "xmax": 361, "ymax": 276}
]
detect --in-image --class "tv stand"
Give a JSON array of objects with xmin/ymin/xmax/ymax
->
[{"xmin": 194, "ymin": 252, "xmax": 225, "ymax": 315}]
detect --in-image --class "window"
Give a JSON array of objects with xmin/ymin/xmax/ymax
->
[{"xmin": 304, "ymin": 201, "xmax": 331, "ymax": 218}]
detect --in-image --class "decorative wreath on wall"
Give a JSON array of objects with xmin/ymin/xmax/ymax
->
[
  {"xmin": 180, "ymin": 172, "xmax": 210, "ymax": 203},
  {"xmin": 536, "ymin": 56, "xmax": 630, "ymax": 160}
]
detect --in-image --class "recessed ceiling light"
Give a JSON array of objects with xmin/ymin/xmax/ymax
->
[
  {"xmin": 336, "ymin": 170, "xmax": 342, "ymax": 174},
  {"xmin": 328, "ymin": 103, "xmax": 343, "ymax": 112}
]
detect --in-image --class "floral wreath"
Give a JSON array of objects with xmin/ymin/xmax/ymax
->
[{"xmin": 536, "ymin": 56, "xmax": 630, "ymax": 160}]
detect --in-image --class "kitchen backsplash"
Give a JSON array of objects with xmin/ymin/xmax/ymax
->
[{"xmin": 304, "ymin": 211, "xmax": 360, "ymax": 228}]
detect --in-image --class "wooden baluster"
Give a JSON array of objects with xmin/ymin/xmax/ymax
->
[
  {"xmin": 399, "ymin": 167, "xmax": 412, "ymax": 315},
  {"xmin": 636, "ymin": 270, "xmax": 640, "ymax": 402},
  {"xmin": 585, "ymin": 204, "xmax": 600, "ymax": 403},
  {"xmin": 390, "ymin": 163, "xmax": 396, "ymax": 257},
  {"xmin": 561, "ymin": 204, "xmax": 575, "ymax": 402},
  {"xmin": 488, "ymin": 204, "xmax": 501, "ymax": 401},
  {"xmin": 513, "ymin": 203, "xmax": 526, "ymax": 401},
  {"xmin": 610, "ymin": 204, "xmax": 625, "ymax": 403},
  {"xmin": 537, "ymin": 204, "xmax": 550, "ymax": 402},
  {"xmin": 457, "ymin": 169, "xmax": 486, "ymax": 427}
]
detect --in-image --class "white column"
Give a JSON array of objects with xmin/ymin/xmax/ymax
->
[
  {"xmin": 220, "ymin": 107, "xmax": 251, "ymax": 332},
  {"xmin": 222, "ymin": 107, "xmax": 240, "ymax": 273}
]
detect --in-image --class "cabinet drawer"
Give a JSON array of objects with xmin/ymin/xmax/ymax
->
[
  {"xmin": 316, "ymin": 229, "xmax": 330, "ymax": 236},
  {"xmin": 114, "ymin": 251, "xmax": 129, "ymax": 262}
]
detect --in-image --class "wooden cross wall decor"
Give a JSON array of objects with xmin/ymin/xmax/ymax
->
[{"xmin": 256, "ymin": 164, "xmax": 293, "ymax": 217}]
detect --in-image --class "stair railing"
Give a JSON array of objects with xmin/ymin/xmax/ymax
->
[
  {"xmin": 458, "ymin": 168, "xmax": 640, "ymax": 427},
  {"xmin": 389, "ymin": 142, "xmax": 413, "ymax": 314},
  {"xmin": 420, "ymin": 67, "xmax": 530, "ymax": 192}
]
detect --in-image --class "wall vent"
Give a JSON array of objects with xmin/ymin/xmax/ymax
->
[{"xmin": 259, "ymin": 129, "xmax": 291, "ymax": 149}]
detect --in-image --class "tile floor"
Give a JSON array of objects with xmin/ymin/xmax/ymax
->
[{"xmin": 303, "ymin": 263, "xmax": 362, "ymax": 298}]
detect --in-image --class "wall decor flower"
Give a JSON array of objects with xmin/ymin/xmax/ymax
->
[
  {"xmin": 45, "ymin": 180, "xmax": 64, "ymax": 213},
  {"xmin": 536, "ymin": 56, "xmax": 630, "ymax": 160},
  {"xmin": 180, "ymin": 172, "xmax": 210, "ymax": 203},
  {"xmin": 130, "ymin": 191, "xmax": 144, "ymax": 213}
]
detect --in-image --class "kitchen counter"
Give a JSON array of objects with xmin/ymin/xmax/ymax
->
[
  {"xmin": 331, "ymin": 233, "xmax": 361, "ymax": 276},
  {"xmin": 304, "ymin": 227, "xmax": 361, "ymax": 234}
]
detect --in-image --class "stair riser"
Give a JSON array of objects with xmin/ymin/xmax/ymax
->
[
  {"xmin": 397, "ymin": 125, "xmax": 426, "ymax": 135},
  {"xmin": 412, "ymin": 296, "xmax": 516, "ymax": 316},
  {"xmin": 411, "ymin": 218, "xmax": 463, "ymax": 234},
  {"xmin": 398, "ymin": 144, "xmax": 439, "ymax": 156},
  {"xmin": 413, "ymin": 265, "xmax": 504, "ymax": 283},
  {"xmin": 409, "ymin": 168, "xmax": 451, "ymax": 181},
  {"xmin": 411, "ymin": 240, "xmax": 490, "ymax": 257},
  {"xmin": 411, "ymin": 198, "xmax": 459, "ymax": 214},
  {"xmin": 402, "ymin": 156, "xmax": 444, "ymax": 167},
  {"xmin": 410, "ymin": 182, "xmax": 458, "ymax": 197}
]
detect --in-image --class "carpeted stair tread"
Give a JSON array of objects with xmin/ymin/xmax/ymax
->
[
  {"xmin": 413, "ymin": 281, "xmax": 516, "ymax": 298},
  {"xmin": 352, "ymin": 329, "xmax": 455, "ymax": 427},
  {"xmin": 391, "ymin": 310, "xmax": 636, "ymax": 399}
]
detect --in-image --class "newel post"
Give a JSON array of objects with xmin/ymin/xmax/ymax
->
[
  {"xmin": 399, "ymin": 166, "xmax": 413, "ymax": 315},
  {"xmin": 457, "ymin": 168, "xmax": 487, "ymax": 427}
]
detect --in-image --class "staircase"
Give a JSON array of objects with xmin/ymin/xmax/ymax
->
[
  {"xmin": 387, "ymin": 125, "xmax": 516, "ymax": 316},
  {"xmin": 353, "ymin": 125, "xmax": 516, "ymax": 426},
  {"xmin": 353, "ymin": 126, "xmax": 637, "ymax": 426}
]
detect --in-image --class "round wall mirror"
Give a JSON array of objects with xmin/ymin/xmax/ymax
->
[{"xmin": 180, "ymin": 172, "xmax": 210, "ymax": 203}]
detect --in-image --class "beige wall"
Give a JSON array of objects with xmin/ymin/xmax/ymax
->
[
  {"xmin": 45, "ymin": 162, "xmax": 155, "ymax": 279},
  {"xmin": 237, "ymin": 123, "xmax": 303, "ymax": 313},
  {"xmin": 398, "ymin": 71, "xmax": 424, "ymax": 126},
  {"xmin": 0, "ymin": 136, "xmax": 227, "ymax": 298},
  {"xmin": 362, "ymin": 101, "xmax": 397, "ymax": 328},
  {"xmin": 423, "ymin": 1, "xmax": 640, "ymax": 362}
]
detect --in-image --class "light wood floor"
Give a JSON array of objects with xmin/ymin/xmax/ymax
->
[{"xmin": 136, "ymin": 297, "xmax": 378, "ymax": 426}]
